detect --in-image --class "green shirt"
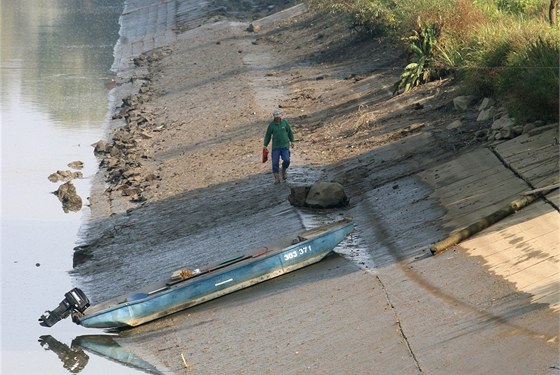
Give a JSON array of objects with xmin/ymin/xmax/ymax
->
[{"xmin": 264, "ymin": 119, "xmax": 294, "ymax": 149}]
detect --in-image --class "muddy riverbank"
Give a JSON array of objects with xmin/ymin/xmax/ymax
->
[{"xmin": 72, "ymin": 2, "xmax": 559, "ymax": 373}]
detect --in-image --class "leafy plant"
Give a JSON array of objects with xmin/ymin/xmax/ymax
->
[{"xmin": 393, "ymin": 18, "xmax": 443, "ymax": 94}]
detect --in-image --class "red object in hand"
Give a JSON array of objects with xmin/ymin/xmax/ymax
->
[{"xmin": 262, "ymin": 147, "xmax": 269, "ymax": 163}]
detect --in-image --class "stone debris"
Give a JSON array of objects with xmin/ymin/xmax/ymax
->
[
  {"xmin": 48, "ymin": 161, "xmax": 85, "ymax": 212},
  {"xmin": 449, "ymin": 95, "xmax": 558, "ymax": 143},
  {"xmin": 91, "ymin": 49, "xmax": 172, "ymax": 204}
]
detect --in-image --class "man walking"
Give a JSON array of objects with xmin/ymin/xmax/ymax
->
[{"xmin": 263, "ymin": 109, "xmax": 295, "ymax": 184}]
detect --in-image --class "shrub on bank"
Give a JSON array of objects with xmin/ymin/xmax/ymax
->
[{"xmin": 307, "ymin": 0, "xmax": 559, "ymax": 122}]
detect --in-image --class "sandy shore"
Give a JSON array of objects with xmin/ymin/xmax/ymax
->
[{"xmin": 74, "ymin": 2, "xmax": 559, "ymax": 373}]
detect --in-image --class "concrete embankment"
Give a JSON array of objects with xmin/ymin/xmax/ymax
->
[{"xmin": 77, "ymin": 1, "xmax": 559, "ymax": 374}]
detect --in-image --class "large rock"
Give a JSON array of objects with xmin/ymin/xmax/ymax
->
[
  {"xmin": 453, "ymin": 95, "xmax": 476, "ymax": 111},
  {"xmin": 304, "ymin": 182, "xmax": 349, "ymax": 208},
  {"xmin": 478, "ymin": 97, "xmax": 495, "ymax": 111},
  {"xmin": 92, "ymin": 140, "xmax": 110, "ymax": 154},
  {"xmin": 477, "ymin": 106, "xmax": 495, "ymax": 122},
  {"xmin": 288, "ymin": 186, "xmax": 311, "ymax": 207},
  {"xmin": 500, "ymin": 125, "xmax": 515, "ymax": 139},
  {"xmin": 491, "ymin": 115, "xmax": 514, "ymax": 130}
]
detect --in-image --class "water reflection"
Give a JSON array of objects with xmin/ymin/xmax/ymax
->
[
  {"xmin": 39, "ymin": 335, "xmax": 164, "ymax": 375},
  {"xmin": 39, "ymin": 335, "xmax": 90, "ymax": 373},
  {"xmin": 53, "ymin": 181, "xmax": 84, "ymax": 213},
  {"xmin": 1, "ymin": 0, "xmax": 129, "ymax": 373},
  {"xmin": 0, "ymin": 0, "xmax": 121, "ymax": 127}
]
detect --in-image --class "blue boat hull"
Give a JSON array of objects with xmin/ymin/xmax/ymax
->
[{"xmin": 77, "ymin": 219, "xmax": 353, "ymax": 329}]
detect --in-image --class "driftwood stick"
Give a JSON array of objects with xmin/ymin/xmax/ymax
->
[
  {"xmin": 430, "ymin": 193, "xmax": 541, "ymax": 255},
  {"xmin": 181, "ymin": 352, "xmax": 190, "ymax": 369},
  {"xmin": 522, "ymin": 183, "xmax": 560, "ymax": 195}
]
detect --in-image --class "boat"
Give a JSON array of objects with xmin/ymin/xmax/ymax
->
[{"xmin": 39, "ymin": 218, "xmax": 353, "ymax": 329}]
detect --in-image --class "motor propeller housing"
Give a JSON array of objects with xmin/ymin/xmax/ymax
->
[{"xmin": 39, "ymin": 288, "xmax": 90, "ymax": 327}]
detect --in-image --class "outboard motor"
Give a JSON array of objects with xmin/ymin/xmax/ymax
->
[{"xmin": 39, "ymin": 288, "xmax": 90, "ymax": 327}]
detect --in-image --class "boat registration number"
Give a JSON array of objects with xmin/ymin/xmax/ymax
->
[{"xmin": 283, "ymin": 245, "xmax": 312, "ymax": 261}]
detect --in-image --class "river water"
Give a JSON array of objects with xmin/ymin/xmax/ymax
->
[{"xmin": 1, "ymin": 1, "xmax": 147, "ymax": 373}]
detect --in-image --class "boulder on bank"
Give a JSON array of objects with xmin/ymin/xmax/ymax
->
[
  {"xmin": 92, "ymin": 140, "xmax": 111, "ymax": 154},
  {"xmin": 288, "ymin": 186, "xmax": 310, "ymax": 207},
  {"xmin": 289, "ymin": 182, "xmax": 349, "ymax": 208}
]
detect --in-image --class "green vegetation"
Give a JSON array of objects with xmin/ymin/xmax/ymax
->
[
  {"xmin": 308, "ymin": 0, "xmax": 559, "ymax": 122},
  {"xmin": 392, "ymin": 18, "xmax": 446, "ymax": 94}
]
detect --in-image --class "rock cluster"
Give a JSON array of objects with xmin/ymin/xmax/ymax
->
[
  {"xmin": 92, "ymin": 49, "xmax": 171, "ymax": 203},
  {"xmin": 489, "ymin": 118, "xmax": 558, "ymax": 141},
  {"xmin": 48, "ymin": 160, "xmax": 84, "ymax": 212},
  {"xmin": 450, "ymin": 95, "xmax": 558, "ymax": 142}
]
